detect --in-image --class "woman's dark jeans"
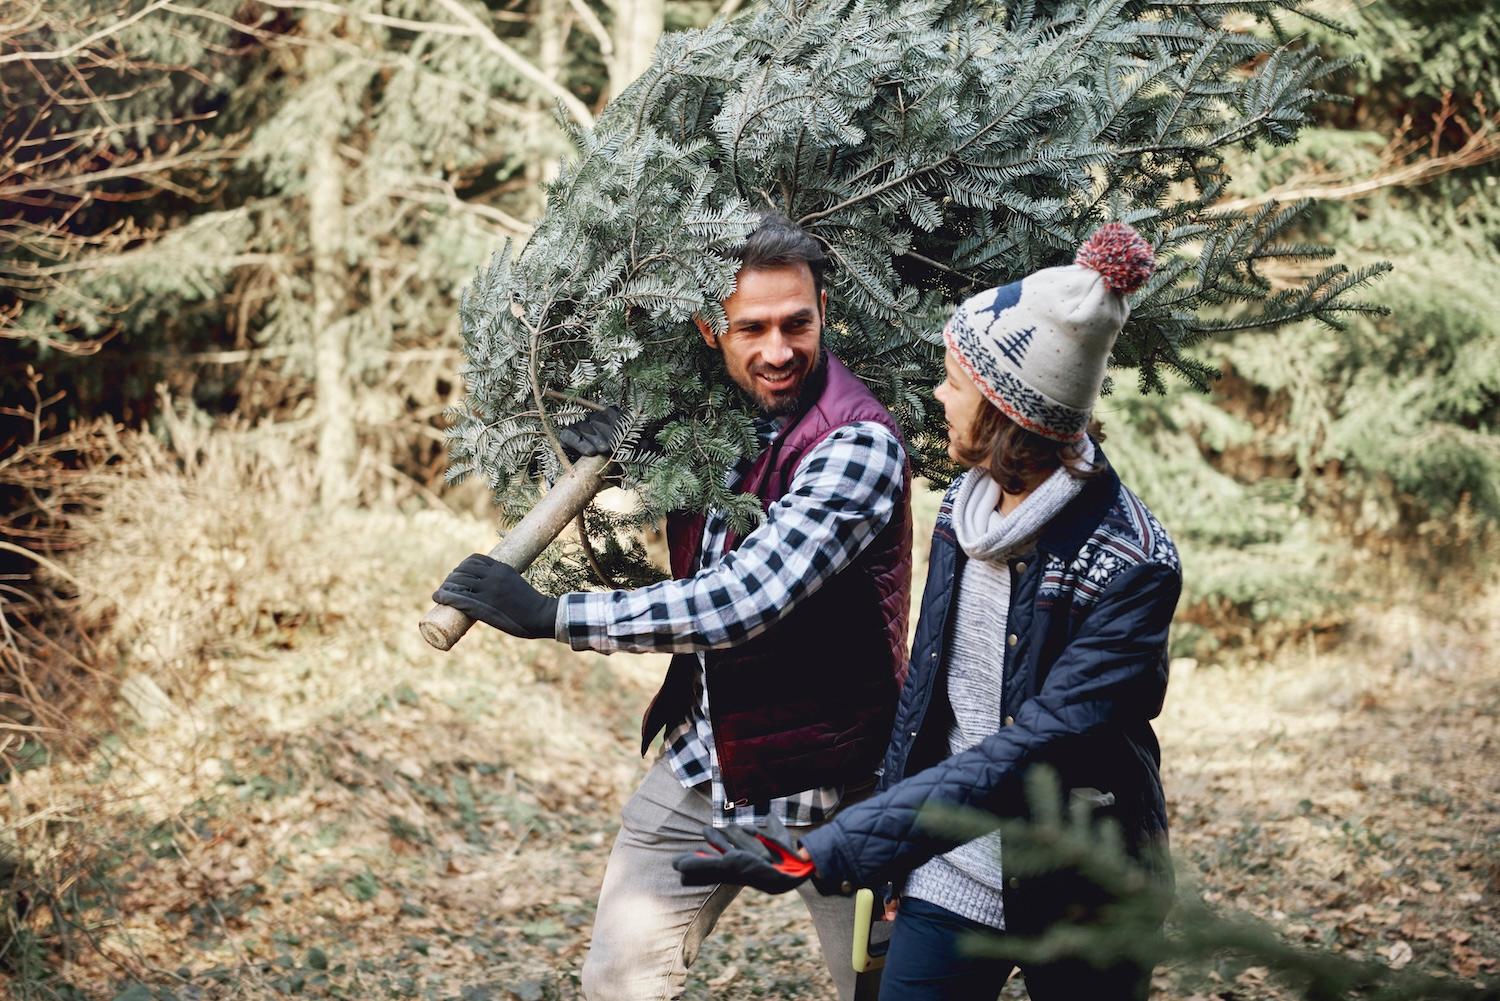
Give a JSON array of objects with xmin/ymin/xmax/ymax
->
[{"xmin": 877, "ymin": 897, "xmax": 1151, "ymax": 1001}]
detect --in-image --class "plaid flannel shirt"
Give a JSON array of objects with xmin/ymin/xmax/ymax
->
[{"xmin": 559, "ymin": 419, "xmax": 906, "ymax": 826}]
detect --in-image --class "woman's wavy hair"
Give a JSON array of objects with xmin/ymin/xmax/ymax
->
[{"xmin": 954, "ymin": 404, "xmax": 1108, "ymax": 494}]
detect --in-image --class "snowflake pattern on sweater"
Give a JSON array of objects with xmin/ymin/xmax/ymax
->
[{"xmin": 1039, "ymin": 484, "xmax": 1179, "ymax": 607}]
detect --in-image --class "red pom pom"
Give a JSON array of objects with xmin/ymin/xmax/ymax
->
[{"xmin": 1074, "ymin": 223, "xmax": 1154, "ymax": 294}]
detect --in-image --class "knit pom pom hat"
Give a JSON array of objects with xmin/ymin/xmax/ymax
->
[{"xmin": 945, "ymin": 223, "xmax": 1154, "ymax": 442}]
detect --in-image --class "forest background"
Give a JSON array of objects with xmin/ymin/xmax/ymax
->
[{"xmin": 1, "ymin": 1, "xmax": 1497, "ymax": 999}]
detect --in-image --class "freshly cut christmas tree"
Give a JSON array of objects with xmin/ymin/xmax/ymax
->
[{"xmin": 435, "ymin": 0, "xmax": 1387, "ymax": 618}]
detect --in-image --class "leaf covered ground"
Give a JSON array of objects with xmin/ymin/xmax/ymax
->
[{"xmin": 2, "ymin": 490, "xmax": 1496, "ymax": 1001}]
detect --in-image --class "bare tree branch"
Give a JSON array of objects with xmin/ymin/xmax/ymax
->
[
  {"xmin": 386, "ymin": 174, "xmax": 535, "ymax": 237},
  {"xmin": 565, "ymin": 0, "xmax": 613, "ymax": 56},
  {"xmin": 1211, "ymin": 132, "xmax": 1500, "ymax": 212},
  {"xmin": 0, "ymin": 2, "xmax": 47, "ymax": 37},
  {"xmin": 0, "ymin": 0, "xmax": 174, "ymax": 66},
  {"xmin": 187, "ymin": 0, "xmax": 594, "ymax": 128},
  {"xmin": 153, "ymin": 3, "xmax": 533, "ymax": 126},
  {"xmin": 0, "ymin": 149, "xmax": 241, "ymax": 199},
  {"xmin": 0, "ymin": 251, "xmax": 284, "ymax": 279},
  {"xmin": 253, "ymin": 0, "xmax": 530, "ymax": 25},
  {"xmin": 1214, "ymin": 94, "xmax": 1499, "ymax": 213},
  {"xmin": 253, "ymin": 0, "xmax": 473, "ymax": 36},
  {"xmin": 429, "ymin": 0, "xmax": 595, "ymax": 128}
]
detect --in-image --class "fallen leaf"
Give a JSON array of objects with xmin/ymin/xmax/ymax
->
[
  {"xmin": 1451, "ymin": 943, "xmax": 1497, "ymax": 978},
  {"xmin": 1388, "ymin": 940, "xmax": 1413, "ymax": 970},
  {"xmin": 707, "ymin": 964, "xmax": 740, "ymax": 987}
]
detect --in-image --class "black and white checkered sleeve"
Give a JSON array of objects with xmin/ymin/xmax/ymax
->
[{"xmin": 559, "ymin": 421, "xmax": 906, "ymax": 653}]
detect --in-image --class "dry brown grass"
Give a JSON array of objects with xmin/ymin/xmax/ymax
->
[
  {"xmin": 1158, "ymin": 590, "xmax": 1500, "ymax": 995},
  {"xmin": 0, "ymin": 409, "xmax": 659, "ymax": 997},
  {"xmin": 0, "ymin": 415, "xmax": 131, "ymax": 757}
]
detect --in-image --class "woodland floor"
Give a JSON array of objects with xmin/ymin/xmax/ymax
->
[{"xmin": 3, "ymin": 492, "xmax": 1497, "ymax": 1001}]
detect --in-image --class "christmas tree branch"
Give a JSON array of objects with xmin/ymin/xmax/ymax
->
[
  {"xmin": 443, "ymin": 0, "xmax": 1390, "ymax": 588},
  {"xmin": 799, "ymin": 3, "xmax": 1132, "ymax": 228},
  {"xmin": 526, "ymin": 315, "xmax": 573, "ymax": 471},
  {"xmin": 544, "ymin": 389, "xmax": 609, "ymax": 412},
  {"xmin": 575, "ymin": 512, "xmax": 615, "ymax": 586},
  {"xmin": 898, "ymin": 248, "xmax": 980, "ymax": 287},
  {"xmin": 924, "ymin": 771, "xmax": 1496, "ymax": 1001}
]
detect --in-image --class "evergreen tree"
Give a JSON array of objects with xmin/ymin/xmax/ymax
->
[
  {"xmin": 1105, "ymin": 0, "xmax": 1499, "ymax": 655},
  {"xmin": 447, "ymin": 0, "xmax": 1388, "ymax": 588},
  {"xmin": 1, "ymin": 1, "xmax": 249, "ymax": 361},
  {"xmin": 2, "ymin": 0, "xmax": 620, "ymax": 501}
]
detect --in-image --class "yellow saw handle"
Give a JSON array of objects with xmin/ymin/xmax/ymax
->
[{"xmin": 852, "ymin": 888, "xmax": 891, "ymax": 974}]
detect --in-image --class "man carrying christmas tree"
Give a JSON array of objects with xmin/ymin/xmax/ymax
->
[{"xmin": 433, "ymin": 213, "xmax": 913, "ymax": 1001}]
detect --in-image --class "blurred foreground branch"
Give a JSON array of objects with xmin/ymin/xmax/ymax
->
[{"xmin": 923, "ymin": 770, "xmax": 1499, "ymax": 1001}]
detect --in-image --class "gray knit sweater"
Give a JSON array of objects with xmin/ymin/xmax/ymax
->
[
  {"xmin": 902, "ymin": 554, "xmax": 1014, "ymax": 927},
  {"xmin": 902, "ymin": 460, "xmax": 1087, "ymax": 928}
]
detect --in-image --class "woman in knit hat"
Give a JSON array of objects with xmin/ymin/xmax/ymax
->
[{"xmin": 676, "ymin": 224, "xmax": 1181, "ymax": 1001}]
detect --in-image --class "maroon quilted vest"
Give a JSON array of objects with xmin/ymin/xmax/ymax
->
[{"xmin": 640, "ymin": 353, "xmax": 913, "ymax": 806}]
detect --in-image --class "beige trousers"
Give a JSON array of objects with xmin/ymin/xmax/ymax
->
[{"xmin": 581, "ymin": 755, "xmax": 859, "ymax": 1001}]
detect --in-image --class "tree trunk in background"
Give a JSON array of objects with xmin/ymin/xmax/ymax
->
[
  {"xmin": 305, "ymin": 22, "xmax": 356, "ymax": 510},
  {"xmin": 538, "ymin": 0, "xmax": 570, "ymax": 82},
  {"xmin": 531, "ymin": 0, "xmax": 572, "ymax": 190},
  {"xmin": 607, "ymin": 0, "xmax": 664, "ymax": 101}
]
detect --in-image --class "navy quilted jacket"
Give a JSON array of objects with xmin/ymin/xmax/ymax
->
[{"xmin": 799, "ymin": 454, "xmax": 1181, "ymax": 930}]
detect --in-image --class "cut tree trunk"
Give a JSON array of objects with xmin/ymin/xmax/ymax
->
[{"xmin": 419, "ymin": 454, "xmax": 610, "ymax": 650}]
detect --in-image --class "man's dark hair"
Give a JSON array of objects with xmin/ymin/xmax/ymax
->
[{"xmin": 736, "ymin": 212, "xmax": 828, "ymax": 294}]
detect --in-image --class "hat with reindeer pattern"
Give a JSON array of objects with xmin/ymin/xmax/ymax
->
[{"xmin": 945, "ymin": 223, "xmax": 1155, "ymax": 442}]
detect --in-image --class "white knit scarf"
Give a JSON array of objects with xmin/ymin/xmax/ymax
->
[{"xmin": 951, "ymin": 436, "xmax": 1097, "ymax": 563}]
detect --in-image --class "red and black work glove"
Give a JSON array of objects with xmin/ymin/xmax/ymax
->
[
  {"xmin": 672, "ymin": 815, "xmax": 815, "ymax": 895},
  {"xmin": 432, "ymin": 554, "xmax": 558, "ymax": 640}
]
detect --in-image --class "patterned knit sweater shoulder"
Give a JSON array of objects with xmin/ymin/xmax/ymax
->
[{"xmin": 902, "ymin": 552, "xmax": 1013, "ymax": 928}]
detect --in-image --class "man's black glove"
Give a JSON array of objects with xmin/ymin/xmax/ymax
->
[
  {"xmin": 672, "ymin": 815, "xmax": 815, "ymax": 895},
  {"xmin": 432, "ymin": 554, "xmax": 558, "ymax": 640},
  {"xmin": 557, "ymin": 405, "xmax": 625, "ymax": 460}
]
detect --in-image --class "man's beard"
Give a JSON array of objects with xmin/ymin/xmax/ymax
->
[{"xmin": 734, "ymin": 349, "xmax": 825, "ymax": 417}]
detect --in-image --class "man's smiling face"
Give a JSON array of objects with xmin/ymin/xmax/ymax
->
[{"xmin": 698, "ymin": 262, "xmax": 826, "ymax": 416}]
